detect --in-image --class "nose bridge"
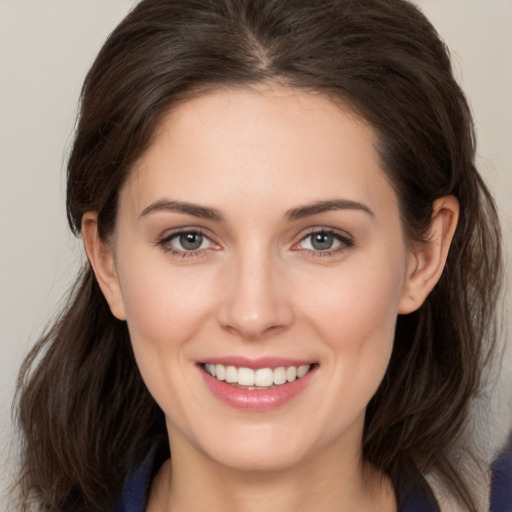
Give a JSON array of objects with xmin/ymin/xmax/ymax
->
[{"xmin": 217, "ymin": 241, "xmax": 293, "ymax": 339}]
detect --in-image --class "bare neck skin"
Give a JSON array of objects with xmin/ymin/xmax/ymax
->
[{"xmin": 146, "ymin": 416, "xmax": 396, "ymax": 512}]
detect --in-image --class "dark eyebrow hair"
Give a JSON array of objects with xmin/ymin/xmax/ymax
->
[
  {"xmin": 139, "ymin": 200, "xmax": 224, "ymax": 222},
  {"xmin": 285, "ymin": 199, "xmax": 375, "ymax": 221},
  {"xmin": 139, "ymin": 198, "xmax": 374, "ymax": 223}
]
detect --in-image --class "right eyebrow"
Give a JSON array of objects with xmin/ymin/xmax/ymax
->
[{"xmin": 139, "ymin": 200, "xmax": 224, "ymax": 222}]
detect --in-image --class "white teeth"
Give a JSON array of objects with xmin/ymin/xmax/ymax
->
[
  {"xmin": 255, "ymin": 368, "xmax": 274, "ymax": 387},
  {"xmin": 297, "ymin": 364, "xmax": 310, "ymax": 378},
  {"xmin": 225, "ymin": 365, "xmax": 237, "ymax": 383},
  {"xmin": 273, "ymin": 366, "xmax": 287, "ymax": 385},
  {"xmin": 215, "ymin": 364, "xmax": 226, "ymax": 381},
  {"xmin": 204, "ymin": 363, "xmax": 311, "ymax": 388},
  {"xmin": 286, "ymin": 366, "xmax": 297, "ymax": 382},
  {"xmin": 238, "ymin": 367, "xmax": 255, "ymax": 386}
]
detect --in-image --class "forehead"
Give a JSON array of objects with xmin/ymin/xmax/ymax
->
[{"xmin": 123, "ymin": 86, "xmax": 398, "ymax": 220}]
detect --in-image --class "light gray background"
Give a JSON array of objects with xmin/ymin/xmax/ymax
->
[{"xmin": 1, "ymin": 0, "xmax": 511, "ymax": 508}]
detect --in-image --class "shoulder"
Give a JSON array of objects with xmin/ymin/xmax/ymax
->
[{"xmin": 111, "ymin": 437, "xmax": 170, "ymax": 512}]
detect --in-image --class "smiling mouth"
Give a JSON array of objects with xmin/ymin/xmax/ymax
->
[{"xmin": 202, "ymin": 363, "xmax": 315, "ymax": 389}]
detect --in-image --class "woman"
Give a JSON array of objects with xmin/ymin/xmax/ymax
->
[{"xmin": 15, "ymin": 0, "xmax": 503, "ymax": 511}]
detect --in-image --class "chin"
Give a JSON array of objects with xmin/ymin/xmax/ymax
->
[
  {"xmin": 192, "ymin": 422, "xmax": 328, "ymax": 474},
  {"xmin": 210, "ymin": 444, "xmax": 308, "ymax": 473}
]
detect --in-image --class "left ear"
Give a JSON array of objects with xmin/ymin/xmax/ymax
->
[{"xmin": 398, "ymin": 195, "xmax": 459, "ymax": 314}]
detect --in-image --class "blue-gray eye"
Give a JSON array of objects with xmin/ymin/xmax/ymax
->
[
  {"xmin": 178, "ymin": 232, "xmax": 204, "ymax": 250},
  {"xmin": 297, "ymin": 230, "xmax": 352, "ymax": 253},
  {"xmin": 158, "ymin": 230, "xmax": 215, "ymax": 256},
  {"xmin": 310, "ymin": 232, "xmax": 335, "ymax": 250}
]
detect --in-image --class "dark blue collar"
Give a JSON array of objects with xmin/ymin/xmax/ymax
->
[
  {"xmin": 112, "ymin": 438, "xmax": 169, "ymax": 512},
  {"xmin": 394, "ymin": 462, "xmax": 440, "ymax": 512},
  {"xmin": 490, "ymin": 434, "xmax": 512, "ymax": 512},
  {"xmin": 113, "ymin": 438, "xmax": 440, "ymax": 512}
]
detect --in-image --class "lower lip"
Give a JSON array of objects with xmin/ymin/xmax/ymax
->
[{"xmin": 199, "ymin": 365, "xmax": 317, "ymax": 411}]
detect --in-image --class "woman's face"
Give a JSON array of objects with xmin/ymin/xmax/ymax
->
[{"xmin": 105, "ymin": 87, "xmax": 416, "ymax": 471}]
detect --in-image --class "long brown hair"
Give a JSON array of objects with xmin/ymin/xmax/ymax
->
[{"xmin": 15, "ymin": 1, "xmax": 503, "ymax": 510}]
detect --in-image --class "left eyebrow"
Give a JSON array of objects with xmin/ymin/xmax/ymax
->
[{"xmin": 285, "ymin": 199, "xmax": 375, "ymax": 221}]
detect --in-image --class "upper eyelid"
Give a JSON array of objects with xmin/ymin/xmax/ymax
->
[
  {"xmin": 159, "ymin": 226, "xmax": 215, "ymax": 242},
  {"xmin": 297, "ymin": 227, "xmax": 353, "ymax": 242}
]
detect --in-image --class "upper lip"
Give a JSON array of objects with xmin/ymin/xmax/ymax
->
[{"xmin": 198, "ymin": 356, "xmax": 316, "ymax": 369}]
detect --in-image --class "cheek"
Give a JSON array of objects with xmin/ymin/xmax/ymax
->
[
  {"xmin": 323, "ymin": 282, "xmax": 397, "ymax": 383},
  {"xmin": 120, "ymin": 267, "xmax": 214, "ymax": 347},
  {"xmin": 303, "ymin": 254, "xmax": 405, "ymax": 339},
  {"xmin": 299, "ymin": 251, "xmax": 406, "ymax": 395},
  {"xmin": 311, "ymin": 284, "xmax": 399, "ymax": 440},
  {"xmin": 116, "ymin": 261, "xmax": 219, "ymax": 418},
  {"xmin": 113, "ymin": 240, "xmax": 217, "ymax": 370}
]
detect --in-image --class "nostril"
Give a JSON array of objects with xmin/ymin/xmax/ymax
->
[{"xmin": 217, "ymin": 304, "xmax": 294, "ymax": 340}]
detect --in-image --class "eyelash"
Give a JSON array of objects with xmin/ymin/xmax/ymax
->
[
  {"xmin": 294, "ymin": 229, "xmax": 354, "ymax": 258},
  {"xmin": 156, "ymin": 228, "xmax": 354, "ymax": 259},
  {"xmin": 157, "ymin": 229, "xmax": 216, "ymax": 259}
]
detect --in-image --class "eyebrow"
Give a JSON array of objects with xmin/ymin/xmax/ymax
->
[
  {"xmin": 139, "ymin": 200, "xmax": 224, "ymax": 222},
  {"xmin": 139, "ymin": 198, "xmax": 374, "ymax": 223},
  {"xmin": 285, "ymin": 199, "xmax": 375, "ymax": 221}
]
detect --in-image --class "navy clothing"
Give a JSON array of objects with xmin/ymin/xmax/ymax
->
[
  {"xmin": 112, "ymin": 440, "xmax": 169, "ymax": 512},
  {"xmin": 112, "ymin": 438, "xmax": 440, "ymax": 512},
  {"xmin": 394, "ymin": 463, "xmax": 441, "ymax": 512},
  {"xmin": 490, "ymin": 434, "xmax": 512, "ymax": 512}
]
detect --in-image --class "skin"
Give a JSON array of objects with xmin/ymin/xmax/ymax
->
[{"xmin": 83, "ymin": 86, "xmax": 459, "ymax": 512}]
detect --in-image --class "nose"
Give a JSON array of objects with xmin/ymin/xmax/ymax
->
[{"xmin": 217, "ymin": 250, "xmax": 294, "ymax": 340}]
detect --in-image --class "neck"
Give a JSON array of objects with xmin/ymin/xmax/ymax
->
[{"xmin": 147, "ymin": 432, "xmax": 396, "ymax": 512}]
